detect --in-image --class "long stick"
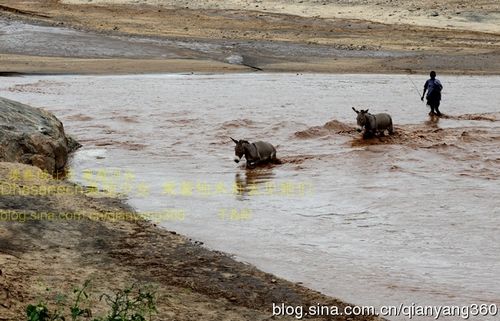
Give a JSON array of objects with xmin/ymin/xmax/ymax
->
[{"xmin": 407, "ymin": 75, "xmax": 422, "ymax": 99}]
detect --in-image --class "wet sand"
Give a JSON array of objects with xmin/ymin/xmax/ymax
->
[{"xmin": 0, "ymin": 54, "xmax": 248, "ymax": 75}]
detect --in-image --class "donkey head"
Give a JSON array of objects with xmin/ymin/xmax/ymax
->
[
  {"xmin": 230, "ymin": 137, "xmax": 249, "ymax": 163},
  {"xmin": 352, "ymin": 107, "xmax": 370, "ymax": 128}
]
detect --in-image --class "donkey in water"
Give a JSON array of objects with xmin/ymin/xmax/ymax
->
[
  {"xmin": 230, "ymin": 137, "xmax": 280, "ymax": 168},
  {"xmin": 352, "ymin": 107, "xmax": 394, "ymax": 138}
]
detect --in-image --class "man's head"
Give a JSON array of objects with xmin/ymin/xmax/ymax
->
[{"xmin": 430, "ymin": 71, "xmax": 436, "ymax": 79}]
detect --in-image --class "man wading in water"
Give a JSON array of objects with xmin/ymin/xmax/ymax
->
[{"xmin": 421, "ymin": 71, "xmax": 443, "ymax": 116}]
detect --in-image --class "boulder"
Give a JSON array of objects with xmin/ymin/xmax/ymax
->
[{"xmin": 0, "ymin": 97, "xmax": 80, "ymax": 174}]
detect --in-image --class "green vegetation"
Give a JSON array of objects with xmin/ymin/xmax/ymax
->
[{"xmin": 26, "ymin": 280, "xmax": 157, "ymax": 321}]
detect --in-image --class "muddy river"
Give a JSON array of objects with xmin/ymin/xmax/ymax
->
[{"xmin": 1, "ymin": 73, "xmax": 499, "ymax": 320}]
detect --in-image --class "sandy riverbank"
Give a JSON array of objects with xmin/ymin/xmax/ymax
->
[
  {"xmin": 0, "ymin": 0, "xmax": 499, "ymax": 74},
  {"xmin": 0, "ymin": 54, "xmax": 248, "ymax": 75}
]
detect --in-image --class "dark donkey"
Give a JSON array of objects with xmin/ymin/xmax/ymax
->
[
  {"xmin": 230, "ymin": 137, "xmax": 280, "ymax": 168},
  {"xmin": 352, "ymin": 107, "xmax": 394, "ymax": 138}
]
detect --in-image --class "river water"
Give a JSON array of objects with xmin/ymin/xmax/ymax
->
[{"xmin": 1, "ymin": 73, "xmax": 499, "ymax": 320}]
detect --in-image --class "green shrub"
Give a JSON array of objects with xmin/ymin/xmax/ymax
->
[{"xmin": 26, "ymin": 281, "xmax": 157, "ymax": 321}]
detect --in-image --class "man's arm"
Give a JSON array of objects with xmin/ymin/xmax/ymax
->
[
  {"xmin": 421, "ymin": 80, "xmax": 428, "ymax": 101},
  {"xmin": 436, "ymin": 79, "xmax": 443, "ymax": 90}
]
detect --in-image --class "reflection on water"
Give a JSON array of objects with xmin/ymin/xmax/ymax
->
[
  {"xmin": 234, "ymin": 167, "xmax": 276, "ymax": 198},
  {"xmin": 423, "ymin": 114, "xmax": 440, "ymax": 128},
  {"xmin": 0, "ymin": 73, "xmax": 499, "ymax": 321}
]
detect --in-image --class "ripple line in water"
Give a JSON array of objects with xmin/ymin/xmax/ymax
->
[{"xmin": 296, "ymin": 211, "xmax": 370, "ymax": 219}]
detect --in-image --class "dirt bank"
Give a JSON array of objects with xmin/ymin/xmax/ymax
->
[
  {"xmin": 60, "ymin": 0, "xmax": 500, "ymax": 34},
  {"xmin": 0, "ymin": 0, "xmax": 499, "ymax": 74}
]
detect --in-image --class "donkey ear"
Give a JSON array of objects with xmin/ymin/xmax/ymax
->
[
  {"xmin": 352, "ymin": 107, "xmax": 359, "ymax": 114},
  {"xmin": 230, "ymin": 137, "xmax": 238, "ymax": 144},
  {"xmin": 365, "ymin": 109, "xmax": 369, "ymax": 113}
]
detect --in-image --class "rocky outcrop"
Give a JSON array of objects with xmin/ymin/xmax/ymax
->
[{"xmin": 0, "ymin": 97, "xmax": 80, "ymax": 174}]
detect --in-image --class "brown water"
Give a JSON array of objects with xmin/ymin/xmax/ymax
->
[{"xmin": 1, "ymin": 74, "xmax": 499, "ymax": 320}]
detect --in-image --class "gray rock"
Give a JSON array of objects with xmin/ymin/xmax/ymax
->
[{"xmin": 0, "ymin": 97, "xmax": 81, "ymax": 174}]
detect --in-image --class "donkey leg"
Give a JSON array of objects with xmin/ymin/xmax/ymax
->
[
  {"xmin": 247, "ymin": 158, "xmax": 264, "ymax": 168},
  {"xmin": 271, "ymin": 151, "xmax": 281, "ymax": 164},
  {"xmin": 269, "ymin": 151, "xmax": 276, "ymax": 163},
  {"xmin": 246, "ymin": 161, "xmax": 256, "ymax": 169}
]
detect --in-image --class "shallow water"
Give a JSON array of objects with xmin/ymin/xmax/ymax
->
[
  {"xmin": 0, "ymin": 17, "xmax": 410, "ymax": 64},
  {"xmin": 0, "ymin": 18, "xmax": 189, "ymax": 59},
  {"xmin": 1, "ymin": 73, "xmax": 499, "ymax": 320}
]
